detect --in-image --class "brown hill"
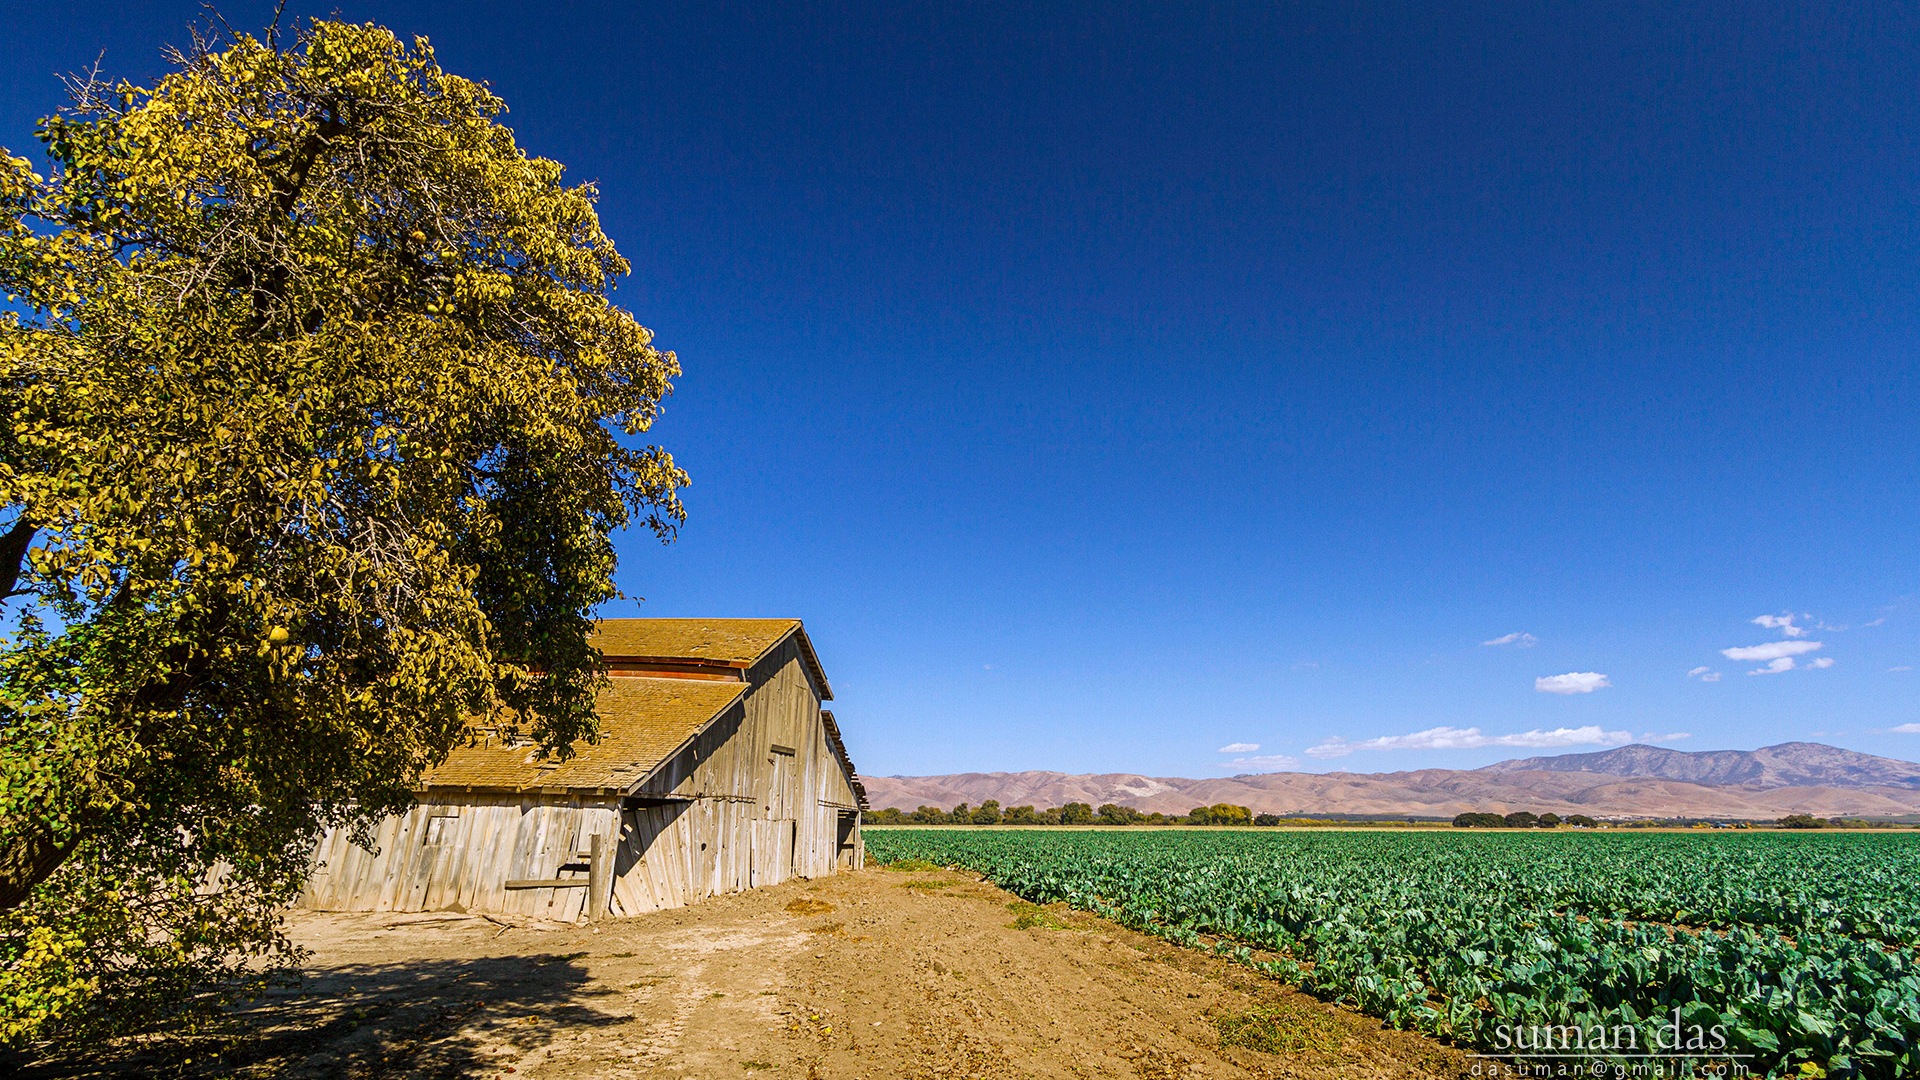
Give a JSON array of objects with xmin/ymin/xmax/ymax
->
[
  {"xmin": 861, "ymin": 743, "xmax": 1920, "ymax": 820},
  {"xmin": 1480, "ymin": 741, "xmax": 1920, "ymax": 789}
]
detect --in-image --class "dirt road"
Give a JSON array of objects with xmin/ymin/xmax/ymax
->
[{"xmin": 35, "ymin": 866, "xmax": 1471, "ymax": 1079}]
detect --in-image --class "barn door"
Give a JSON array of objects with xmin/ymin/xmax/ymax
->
[
  {"xmin": 770, "ymin": 745, "xmax": 797, "ymax": 881},
  {"xmin": 769, "ymin": 745, "xmax": 795, "ymax": 818}
]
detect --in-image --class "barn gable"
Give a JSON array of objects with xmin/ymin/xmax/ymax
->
[
  {"xmin": 590, "ymin": 617, "xmax": 833, "ymax": 701},
  {"xmin": 300, "ymin": 618, "xmax": 864, "ymax": 921}
]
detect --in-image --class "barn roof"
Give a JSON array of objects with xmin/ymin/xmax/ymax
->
[
  {"xmin": 591, "ymin": 618, "xmax": 833, "ymax": 700},
  {"xmin": 821, "ymin": 710, "xmax": 869, "ymax": 810},
  {"xmin": 424, "ymin": 678, "xmax": 748, "ymax": 795}
]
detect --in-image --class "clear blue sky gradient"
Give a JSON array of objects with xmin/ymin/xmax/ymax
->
[{"xmin": 10, "ymin": 2, "xmax": 1918, "ymax": 776}]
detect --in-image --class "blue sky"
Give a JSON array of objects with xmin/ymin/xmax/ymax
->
[{"xmin": 10, "ymin": 2, "xmax": 1919, "ymax": 777}]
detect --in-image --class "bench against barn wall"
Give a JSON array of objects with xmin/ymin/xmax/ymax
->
[{"xmin": 302, "ymin": 619, "xmax": 867, "ymax": 920}]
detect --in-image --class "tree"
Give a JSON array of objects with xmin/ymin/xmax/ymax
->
[
  {"xmin": 948, "ymin": 803, "xmax": 971, "ymax": 824},
  {"xmin": 1058, "ymin": 802, "xmax": 1094, "ymax": 825},
  {"xmin": 1565, "ymin": 814, "xmax": 1598, "ymax": 828},
  {"xmin": 0, "ymin": 20, "xmax": 684, "ymax": 1044},
  {"xmin": 1096, "ymin": 802, "xmax": 1141, "ymax": 826},
  {"xmin": 1253, "ymin": 812, "xmax": 1281, "ymax": 827},
  {"xmin": 1452, "ymin": 812, "xmax": 1505, "ymax": 828},
  {"xmin": 1502, "ymin": 811, "xmax": 1539, "ymax": 829},
  {"xmin": 970, "ymin": 800, "xmax": 1002, "ymax": 825},
  {"xmin": 1778, "ymin": 814, "xmax": 1829, "ymax": 830},
  {"xmin": 1211, "ymin": 803, "xmax": 1253, "ymax": 826},
  {"xmin": 1003, "ymin": 804, "xmax": 1038, "ymax": 825},
  {"xmin": 909, "ymin": 806, "xmax": 945, "ymax": 825},
  {"xmin": 1187, "ymin": 803, "xmax": 1252, "ymax": 826},
  {"xmin": 1536, "ymin": 813, "xmax": 1561, "ymax": 828}
]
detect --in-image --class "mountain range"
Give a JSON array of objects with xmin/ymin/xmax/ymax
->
[{"xmin": 860, "ymin": 742, "xmax": 1920, "ymax": 820}]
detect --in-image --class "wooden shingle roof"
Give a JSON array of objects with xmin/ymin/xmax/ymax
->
[
  {"xmin": 591, "ymin": 618, "xmax": 832, "ymax": 700},
  {"xmin": 424, "ymin": 679, "xmax": 747, "ymax": 795},
  {"xmin": 590, "ymin": 618, "xmax": 800, "ymax": 665},
  {"xmin": 821, "ymin": 710, "xmax": 869, "ymax": 810}
]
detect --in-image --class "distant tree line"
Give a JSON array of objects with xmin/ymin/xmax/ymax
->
[
  {"xmin": 1777, "ymin": 814, "xmax": 1884, "ymax": 829},
  {"xmin": 1448, "ymin": 811, "xmax": 1901, "ymax": 830},
  {"xmin": 1452, "ymin": 811, "xmax": 1597, "ymax": 828},
  {"xmin": 861, "ymin": 801, "xmax": 1269, "ymax": 826},
  {"xmin": 861, "ymin": 806, "xmax": 1911, "ymax": 830}
]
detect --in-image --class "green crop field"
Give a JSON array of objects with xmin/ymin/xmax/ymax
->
[{"xmin": 866, "ymin": 828, "xmax": 1920, "ymax": 1078}]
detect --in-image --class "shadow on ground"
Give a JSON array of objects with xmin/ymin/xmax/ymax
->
[{"xmin": 13, "ymin": 951, "xmax": 628, "ymax": 1079}]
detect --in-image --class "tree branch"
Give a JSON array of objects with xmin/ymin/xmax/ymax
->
[
  {"xmin": 0, "ymin": 820, "xmax": 87, "ymax": 912},
  {"xmin": 0, "ymin": 516, "xmax": 33, "ymax": 600}
]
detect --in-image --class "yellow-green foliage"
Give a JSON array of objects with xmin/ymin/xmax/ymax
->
[
  {"xmin": 1187, "ymin": 803, "xmax": 1252, "ymax": 826},
  {"xmin": 0, "ymin": 19, "xmax": 682, "ymax": 1045},
  {"xmin": 0, "ymin": 922, "xmax": 90, "ymax": 1045}
]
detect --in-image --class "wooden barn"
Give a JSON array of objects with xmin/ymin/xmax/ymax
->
[{"xmin": 300, "ymin": 618, "xmax": 867, "ymax": 920}]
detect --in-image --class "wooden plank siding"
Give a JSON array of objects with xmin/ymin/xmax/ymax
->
[
  {"xmin": 303, "ymin": 795, "xmax": 620, "ymax": 920},
  {"xmin": 299, "ymin": 625, "xmax": 863, "ymax": 922}
]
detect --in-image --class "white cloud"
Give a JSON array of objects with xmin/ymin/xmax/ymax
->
[
  {"xmin": 1890, "ymin": 665, "xmax": 1914, "ymax": 673},
  {"xmin": 1687, "ymin": 666, "xmax": 1722, "ymax": 683},
  {"xmin": 1498, "ymin": 725, "xmax": 1633, "ymax": 747},
  {"xmin": 1216, "ymin": 742, "xmax": 1259, "ymax": 754},
  {"xmin": 1751, "ymin": 611, "xmax": 1804, "ymax": 634},
  {"xmin": 1807, "ymin": 657, "xmax": 1835, "ymax": 670},
  {"xmin": 1225, "ymin": 753, "xmax": 1300, "ymax": 770},
  {"xmin": 1752, "ymin": 613, "xmax": 1809, "ymax": 638},
  {"xmin": 1535, "ymin": 671, "xmax": 1611, "ymax": 695},
  {"xmin": 1722, "ymin": 640, "xmax": 1834, "ymax": 676},
  {"xmin": 1640, "ymin": 731, "xmax": 1692, "ymax": 742},
  {"xmin": 1721, "ymin": 640, "xmax": 1823, "ymax": 663},
  {"xmin": 1892, "ymin": 723, "xmax": 1920, "ymax": 734},
  {"xmin": 1305, "ymin": 724, "xmax": 1633, "ymax": 759},
  {"xmin": 1483, "ymin": 632, "xmax": 1538, "ymax": 648}
]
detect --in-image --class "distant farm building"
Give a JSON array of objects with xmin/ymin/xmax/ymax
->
[{"xmin": 301, "ymin": 619, "xmax": 866, "ymax": 920}]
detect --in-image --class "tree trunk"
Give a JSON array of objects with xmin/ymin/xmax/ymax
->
[{"xmin": 0, "ymin": 817, "xmax": 84, "ymax": 911}]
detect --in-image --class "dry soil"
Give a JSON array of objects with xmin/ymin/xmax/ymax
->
[{"xmin": 32, "ymin": 867, "xmax": 1474, "ymax": 1080}]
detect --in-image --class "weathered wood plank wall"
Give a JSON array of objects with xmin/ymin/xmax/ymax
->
[{"xmin": 302, "ymin": 795, "xmax": 619, "ymax": 920}]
